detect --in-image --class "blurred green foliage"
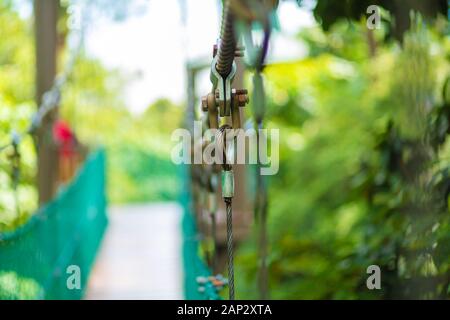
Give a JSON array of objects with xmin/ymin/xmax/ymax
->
[
  {"xmin": 313, "ymin": 0, "xmax": 447, "ymax": 41},
  {"xmin": 1, "ymin": 0, "xmax": 449, "ymax": 300},
  {"xmin": 0, "ymin": 271, "xmax": 41, "ymax": 299},
  {"xmin": 60, "ymin": 54, "xmax": 184, "ymax": 204},
  {"xmin": 0, "ymin": 2, "xmax": 183, "ymax": 232},
  {"xmin": 236, "ymin": 16, "xmax": 450, "ymax": 299},
  {"xmin": 0, "ymin": 1, "xmax": 38, "ymax": 230}
]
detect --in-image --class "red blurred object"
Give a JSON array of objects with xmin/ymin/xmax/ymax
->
[
  {"xmin": 53, "ymin": 120, "xmax": 75, "ymax": 157},
  {"xmin": 52, "ymin": 119, "xmax": 86, "ymax": 185}
]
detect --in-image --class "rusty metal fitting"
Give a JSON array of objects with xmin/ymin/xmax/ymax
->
[
  {"xmin": 235, "ymin": 89, "xmax": 249, "ymax": 107},
  {"xmin": 237, "ymin": 95, "xmax": 249, "ymax": 106},
  {"xmin": 201, "ymin": 92, "xmax": 219, "ymax": 129},
  {"xmin": 201, "ymin": 96, "xmax": 208, "ymax": 112},
  {"xmin": 201, "ymin": 93, "xmax": 217, "ymax": 111},
  {"xmin": 215, "ymin": 89, "xmax": 248, "ymax": 106},
  {"xmin": 235, "ymin": 89, "xmax": 248, "ymax": 95},
  {"xmin": 207, "ymin": 92, "xmax": 216, "ymax": 109}
]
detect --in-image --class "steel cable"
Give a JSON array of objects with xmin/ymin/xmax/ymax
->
[
  {"xmin": 216, "ymin": 0, "xmax": 236, "ymax": 78},
  {"xmin": 225, "ymin": 197, "xmax": 234, "ymax": 300},
  {"xmin": 217, "ymin": 124, "xmax": 235, "ymax": 300}
]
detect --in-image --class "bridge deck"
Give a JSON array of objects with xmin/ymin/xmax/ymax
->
[{"xmin": 85, "ymin": 203, "xmax": 184, "ymax": 299}]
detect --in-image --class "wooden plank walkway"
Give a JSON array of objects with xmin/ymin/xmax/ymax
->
[{"xmin": 85, "ymin": 203, "xmax": 184, "ymax": 299}]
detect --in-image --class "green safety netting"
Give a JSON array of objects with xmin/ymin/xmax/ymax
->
[
  {"xmin": 180, "ymin": 166, "xmax": 220, "ymax": 300},
  {"xmin": 0, "ymin": 149, "xmax": 107, "ymax": 300}
]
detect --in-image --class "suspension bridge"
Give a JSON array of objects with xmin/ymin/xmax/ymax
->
[
  {"xmin": 3, "ymin": 0, "xmax": 448, "ymax": 302},
  {"xmin": 0, "ymin": 0, "xmax": 277, "ymax": 300}
]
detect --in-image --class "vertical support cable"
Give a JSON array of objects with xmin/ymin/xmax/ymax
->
[
  {"xmin": 256, "ymin": 124, "xmax": 269, "ymax": 299},
  {"xmin": 225, "ymin": 198, "xmax": 234, "ymax": 299},
  {"xmin": 220, "ymin": 124, "xmax": 235, "ymax": 300},
  {"xmin": 216, "ymin": 1, "xmax": 237, "ymax": 297}
]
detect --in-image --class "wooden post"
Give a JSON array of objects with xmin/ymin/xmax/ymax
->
[{"xmin": 34, "ymin": 0, "xmax": 59, "ymax": 205}]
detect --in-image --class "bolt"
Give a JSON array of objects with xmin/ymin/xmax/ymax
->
[
  {"xmin": 235, "ymin": 89, "xmax": 249, "ymax": 107},
  {"xmin": 237, "ymin": 94, "xmax": 249, "ymax": 106},
  {"xmin": 201, "ymin": 96, "xmax": 208, "ymax": 112}
]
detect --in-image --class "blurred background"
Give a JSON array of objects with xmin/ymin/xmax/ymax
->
[{"xmin": 0, "ymin": 0, "xmax": 449, "ymax": 300}]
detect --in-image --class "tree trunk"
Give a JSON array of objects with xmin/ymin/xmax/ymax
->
[{"xmin": 34, "ymin": 0, "xmax": 60, "ymax": 205}]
